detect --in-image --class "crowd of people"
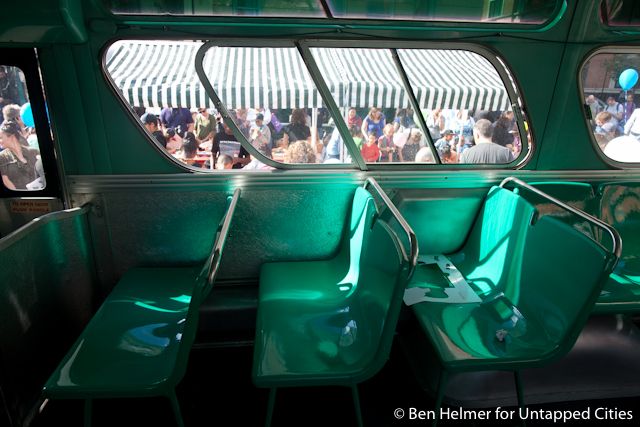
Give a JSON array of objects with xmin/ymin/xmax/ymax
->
[
  {"xmin": 0, "ymin": 67, "xmax": 44, "ymax": 190},
  {"xmin": 585, "ymin": 92, "xmax": 640, "ymax": 162},
  {"xmin": 137, "ymin": 105, "xmax": 522, "ymax": 169}
]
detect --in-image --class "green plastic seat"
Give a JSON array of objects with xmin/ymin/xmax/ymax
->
[
  {"xmin": 407, "ymin": 179, "xmax": 619, "ymax": 422},
  {"xmin": 43, "ymin": 189, "xmax": 240, "ymax": 426},
  {"xmin": 593, "ymin": 183, "xmax": 640, "ymax": 314},
  {"xmin": 253, "ymin": 182, "xmax": 416, "ymax": 426}
]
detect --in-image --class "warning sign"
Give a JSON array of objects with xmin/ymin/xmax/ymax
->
[{"xmin": 10, "ymin": 200, "xmax": 52, "ymax": 214}]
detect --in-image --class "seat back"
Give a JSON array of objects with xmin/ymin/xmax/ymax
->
[
  {"xmin": 171, "ymin": 188, "xmax": 240, "ymax": 384},
  {"xmin": 518, "ymin": 215, "xmax": 612, "ymax": 358},
  {"xmin": 333, "ymin": 187, "xmax": 379, "ymax": 295},
  {"xmin": 447, "ymin": 183, "xmax": 616, "ymax": 365},
  {"xmin": 456, "ymin": 187, "xmax": 536, "ymax": 301},
  {"xmin": 334, "ymin": 185, "xmax": 412, "ymax": 382}
]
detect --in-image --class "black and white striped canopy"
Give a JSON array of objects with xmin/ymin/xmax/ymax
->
[{"xmin": 106, "ymin": 40, "xmax": 511, "ymax": 111}]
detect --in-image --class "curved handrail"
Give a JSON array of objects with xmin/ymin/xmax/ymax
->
[
  {"xmin": 363, "ymin": 177, "xmax": 418, "ymax": 273},
  {"xmin": 499, "ymin": 176, "xmax": 622, "ymax": 260},
  {"xmin": 205, "ymin": 188, "xmax": 241, "ymax": 287}
]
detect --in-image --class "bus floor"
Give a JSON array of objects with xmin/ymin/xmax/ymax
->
[{"xmin": 32, "ymin": 317, "xmax": 640, "ymax": 427}]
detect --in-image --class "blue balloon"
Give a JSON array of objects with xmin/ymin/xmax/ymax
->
[
  {"xmin": 619, "ymin": 68, "xmax": 639, "ymax": 91},
  {"xmin": 20, "ymin": 103, "xmax": 34, "ymax": 128}
]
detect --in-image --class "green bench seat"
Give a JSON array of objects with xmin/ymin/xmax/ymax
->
[
  {"xmin": 43, "ymin": 189, "xmax": 240, "ymax": 426},
  {"xmin": 253, "ymin": 179, "xmax": 416, "ymax": 426},
  {"xmin": 406, "ymin": 178, "xmax": 619, "ymax": 419},
  {"xmin": 593, "ymin": 183, "xmax": 640, "ymax": 314}
]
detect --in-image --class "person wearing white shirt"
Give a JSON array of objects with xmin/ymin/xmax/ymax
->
[{"xmin": 624, "ymin": 108, "xmax": 640, "ymax": 138}]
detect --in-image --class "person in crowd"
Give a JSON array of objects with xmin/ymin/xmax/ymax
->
[
  {"xmin": 282, "ymin": 108, "xmax": 311, "ymax": 145},
  {"xmin": 595, "ymin": 111, "xmax": 619, "ymax": 145},
  {"xmin": 605, "ymin": 96, "xmax": 624, "ymax": 123},
  {"xmin": 243, "ymin": 143, "xmax": 274, "ymax": 171},
  {"xmin": 2, "ymin": 104, "xmax": 24, "ymax": 133},
  {"xmin": 25, "ymin": 156, "xmax": 45, "ymax": 190},
  {"xmin": 361, "ymin": 107, "xmax": 385, "ymax": 139},
  {"xmin": 267, "ymin": 109, "xmax": 283, "ymax": 144},
  {"xmin": 460, "ymin": 119, "xmax": 514, "ymax": 164},
  {"xmin": 585, "ymin": 94, "xmax": 603, "ymax": 120},
  {"xmin": 216, "ymin": 154, "xmax": 233, "ymax": 170},
  {"xmin": 176, "ymin": 132, "xmax": 199, "ymax": 166},
  {"xmin": 400, "ymin": 129, "xmax": 422, "ymax": 162},
  {"xmin": 434, "ymin": 129, "xmax": 455, "ymax": 150},
  {"xmin": 350, "ymin": 125, "xmax": 364, "ymax": 149},
  {"xmin": 425, "ymin": 108, "xmax": 445, "ymax": 140},
  {"xmin": 452, "ymin": 109, "xmax": 475, "ymax": 142},
  {"xmin": 247, "ymin": 107, "xmax": 272, "ymax": 127},
  {"xmin": 213, "ymin": 115, "xmax": 250, "ymax": 168},
  {"xmin": 361, "ymin": 133, "xmax": 380, "ymax": 162},
  {"xmin": 284, "ymin": 140, "xmax": 316, "ymax": 164},
  {"xmin": 437, "ymin": 143, "xmax": 458, "ymax": 164},
  {"xmin": 233, "ymin": 108, "xmax": 251, "ymax": 138},
  {"xmin": 194, "ymin": 108, "xmax": 216, "ymax": 148},
  {"xmin": 378, "ymin": 124, "xmax": 397, "ymax": 162},
  {"xmin": 160, "ymin": 107, "xmax": 194, "ymax": 133},
  {"xmin": 250, "ymin": 113, "xmax": 272, "ymax": 156},
  {"xmin": 414, "ymin": 146, "xmax": 435, "ymax": 163},
  {"xmin": 141, "ymin": 112, "xmax": 167, "ymax": 148},
  {"xmin": 393, "ymin": 108, "xmax": 415, "ymax": 131},
  {"xmin": 624, "ymin": 107, "xmax": 640, "ymax": 139},
  {"xmin": 164, "ymin": 127, "xmax": 183, "ymax": 154},
  {"xmin": 491, "ymin": 113, "xmax": 515, "ymax": 150},
  {"xmin": 0, "ymin": 66, "xmax": 22, "ymax": 109},
  {"xmin": 323, "ymin": 127, "xmax": 342, "ymax": 162},
  {"xmin": 0, "ymin": 120, "xmax": 40, "ymax": 190},
  {"xmin": 624, "ymin": 93, "xmax": 636, "ymax": 123},
  {"xmin": 347, "ymin": 107, "xmax": 362, "ymax": 129}
]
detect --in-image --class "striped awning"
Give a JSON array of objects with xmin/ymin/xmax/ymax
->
[{"xmin": 107, "ymin": 40, "xmax": 510, "ymax": 111}]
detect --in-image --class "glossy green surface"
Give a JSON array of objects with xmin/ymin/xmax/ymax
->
[
  {"xmin": 253, "ymin": 187, "xmax": 408, "ymax": 387},
  {"xmin": 42, "ymin": 192, "xmax": 238, "ymax": 426},
  {"xmin": 594, "ymin": 183, "xmax": 640, "ymax": 314},
  {"xmin": 43, "ymin": 266, "xmax": 202, "ymax": 398},
  {"xmin": 410, "ymin": 186, "xmax": 613, "ymax": 371}
]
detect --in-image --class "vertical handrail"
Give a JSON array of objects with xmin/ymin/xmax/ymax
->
[{"xmin": 363, "ymin": 178, "xmax": 418, "ymax": 273}]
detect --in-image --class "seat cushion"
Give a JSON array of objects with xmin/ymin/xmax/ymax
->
[
  {"xmin": 253, "ymin": 260, "xmax": 372, "ymax": 387},
  {"xmin": 43, "ymin": 267, "xmax": 201, "ymax": 398}
]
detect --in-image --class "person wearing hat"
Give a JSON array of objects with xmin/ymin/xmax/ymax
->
[
  {"xmin": 140, "ymin": 112, "xmax": 167, "ymax": 148},
  {"xmin": 435, "ymin": 129, "xmax": 455, "ymax": 151}
]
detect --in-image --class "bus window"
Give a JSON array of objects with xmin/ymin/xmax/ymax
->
[
  {"xmin": 601, "ymin": 0, "xmax": 640, "ymax": 27},
  {"xmin": 310, "ymin": 47, "xmax": 435, "ymax": 164},
  {"xmin": 581, "ymin": 50, "xmax": 640, "ymax": 163},
  {"xmin": 106, "ymin": 40, "xmax": 356, "ymax": 169},
  {"xmin": 398, "ymin": 48, "xmax": 521, "ymax": 165},
  {"xmin": 0, "ymin": 65, "xmax": 46, "ymax": 191},
  {"xmin": 326, "ymin": 0, "xmax": 560, "ymax": 24},
  {"xmin": 311, "ymin": 47, "xmax": 522, "ymax": 165},
  {"xmin": 106, "ymin": 40, "xmax": 224, "ymax": 170},
  {"xmin": 103, "ymin": 0, "xmax": 560, "ymax": 25},
  {"xmin": 105, "ymin": 0, "xmax": 324, "ymax": 17},
  {"xmin": 200, "ymin": 45, "xmax": 351, "ymax": 167}
]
